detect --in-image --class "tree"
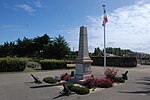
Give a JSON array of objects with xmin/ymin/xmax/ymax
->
[
  {"xmin": 52, "ymin": 35, "xmax": 70, "ymax": 59},
  {"xmin": 93, "ymin": 47, "xmax": 133, "ymax": 57},
  {"xmin": 0, "ymin": 41, "xmax": 16, "ymax": 57},
  {"xmin": 41, "ymin": 41, "xmax": 53, "ymax": 59},
  {"xmin": 0, "ymin": 34, "xmax": 71, "ymax": 59},
  {"xmin": 33, "ymin": 34, "xmax": 50, "ymax": 55},
  {"xmin": 93, "ymin": 47, "xmax": 103, "ymax": 56}
]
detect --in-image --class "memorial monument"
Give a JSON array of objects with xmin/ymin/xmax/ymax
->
[{"xmin": 75, "ymin": 26, "xmax": 93, "ymax": 79}]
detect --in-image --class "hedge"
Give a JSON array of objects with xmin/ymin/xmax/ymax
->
[
  {"xmin": 91, "ymin": 56, "xmax": 137, "ymax": 67},
  {"xmin": 114, "ymin": 77, "xmax": 125, "ymax": 83},
  {"xmin": 0, "ymin": 57, "xmax": 27, "ymax": 72},
  {"xmin": 39, "ymin": 59, "xmax": 72, "ymax": 70},
  {"xmin": 43, "ymin": 77, "xmax": 58, "ymax": 84},
  {"xmin": 67, "ymin": 84, "xmax": 90, "ymax": 95}
]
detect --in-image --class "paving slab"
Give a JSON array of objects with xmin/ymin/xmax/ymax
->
[{"xmin": 0, "ymin": 65, "xmax": 150, "ymax": 100}]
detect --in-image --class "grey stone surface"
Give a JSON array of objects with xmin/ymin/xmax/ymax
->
[
  {"xmin": 0, "ymin": 65, "xmax": 150, "ymax": 100},
  {"xmin": 75, "ymin": 26, "xmax": 93, "ymax": 79}
]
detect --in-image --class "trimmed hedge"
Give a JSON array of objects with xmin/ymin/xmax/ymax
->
[
  {"xmin": 43, "ymin": 77, "xmax": 58, "ymax": 84},
  {"xmin": 91, "ymin": 56, "xmax": 137, "ymax": 67},
  {"xmin": 0, "ymin": 57, "xmax": 27, "ymax": 72},
  {"xmin": 114, "ymin": 77, "xmax": 125, "ymax": 83},
  {"xmin": 39, "ymin": 59, "xmax": 72, "ymax": 70},
  {"xmin": 67, "ymin": 84, "xmax": 90, "ymax": 95}
]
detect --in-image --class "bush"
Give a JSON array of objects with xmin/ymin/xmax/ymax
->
[
  {"xmin": 0, "ymin": 57, "xmax": 27, "ymax": 72},
  {"xmin": 104, "ymin": 68, "xmax": 119, "ymax": 80},
  {"xmin": 67, "ymin": 83, "xmax": 77, "ymax": 92},
  {"xmin": 75, "ymin": 86, "xmax": 90, "ymax": 95},
  {"xmin": 95, "ymin": 77, "xmax": 113, "ymax": 88},
  {"xmin": 67, "ymin": 84, "xmax": 90, "ymax": 95},
  {"xmin": 43, "ymin": 77, "xmax": 58, "ymax": 84},
  {"xmin": 114, "ymin": 77, "xmax": 125, "ymax": 83},
  {"xmin": 91, "ymin": 56, "xmax": 137, "ymax": 67},
  {"xmin": 40, "ymin": 59, "xmax": 72, "ymax": 70},
  {"xmin": 82, "ymin": 75, "xmax": 95, "ymax": 88}
]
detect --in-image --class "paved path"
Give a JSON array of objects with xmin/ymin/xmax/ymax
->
[{"xmin": 0, "ymin": 65, "xmax": 150, "ymax": 100}]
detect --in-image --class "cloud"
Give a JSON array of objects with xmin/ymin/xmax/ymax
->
[
  {"xmin": 106, "ymin": 1, "xmax": 150, "ymax": 53},
  {"xmin": 64, "ymin": 0, "xmax": 150, "ymax": 53},
  {"xmin": 13, "ymin": 0, "xmax": 44, "ymax": 14},
  {"xmin": 33, "ymin": 0, "xmax": 42, "ymax": 8},
  {"xmin": 15, "ymin": 4, "xmax": 36, "ymax": 13}
]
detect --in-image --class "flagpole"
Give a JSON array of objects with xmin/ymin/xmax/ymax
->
[{"xmin": 102, "ymin": 5, "xmax": 106, "ymax": 75}]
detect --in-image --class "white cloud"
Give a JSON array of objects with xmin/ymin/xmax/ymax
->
[
  {"xmin": 64, "ymin": 0, "xmax": 150, "ymax": 53},
  {"xmin": 15, "ymin": 4, "xmax": 36, "ymax": 13},
  {"xmin": 105, "ymin": 1, "xmax": 150, "ymax": 53},
  {"xmin": 33, "ymin": 0, "xmax": 42, "ymax": 8}
]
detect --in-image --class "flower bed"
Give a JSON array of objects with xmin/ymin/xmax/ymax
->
[
  {"xmin": 43, "ymin": 77, "xmax": 59, "ymax": 84},
  {"xmin": 67, "ymin": 83, "xmax": 90, "ymax": 95}
]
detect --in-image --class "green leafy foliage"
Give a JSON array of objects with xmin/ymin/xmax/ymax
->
[
  {"xmin": 91, "ymin": 56, "xmax": 137, "ymax": 67},
  {"xmin": 92, "ymin": 47, "xmax": 132, "ymax": 56},
  {"xmin": 0, "ymin": 34, "xmax": 71, "ymax": 59},
  {"xmin": 39, "ymin": 59, "xmax": 70, "ymax": 70},
  {"xmin": 114, "ymin": 77, "xmax": 125, "ymax": 83},
  {"xmin": 75, "ymin": 86, "xmax": 90, "ymax": 95},
  {"xmin": 67, "ymin": 84, "xmax": 90, "ymax": 95},
  {"xmin": 43, "ymin": 77, "xmax": 58, "ymax": 84},
  {"xmin": 0, "ymin": 57, "xmax": 27, "ymax": 72}
]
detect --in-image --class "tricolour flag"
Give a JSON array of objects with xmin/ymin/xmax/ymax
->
[{"xmin": 102, "ymin": 9, "xmax": 108, "ymax": 26}]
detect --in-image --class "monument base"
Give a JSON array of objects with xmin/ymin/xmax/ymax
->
[{"xmin": 75, "ymin": 64, "xmax": 92, "ymax": 80}]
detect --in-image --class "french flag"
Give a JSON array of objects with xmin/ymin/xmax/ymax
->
[{"xmin": 102, "ymin": 9, "xmax": 108, "ymax": 26}]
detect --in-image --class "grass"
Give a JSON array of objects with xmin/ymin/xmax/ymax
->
[
  {"xmin": 0, "ymin": 66, "xmax": 74, "ymax": 74},
  {"xmin": 24, "ymin": 67, "xmax": 49, "ymax": 72},
  {"xmin": 0, "ymin": 67, "xmax": 48, "ymax": 74}
]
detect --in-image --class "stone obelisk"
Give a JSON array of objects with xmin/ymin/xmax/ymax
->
[{"xmin": 75, "ymin": 26, "xmax": 93, "ymax": 79}]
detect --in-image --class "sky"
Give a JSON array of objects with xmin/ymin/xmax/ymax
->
[{"xmin": 1, "ymin": 0, "xmax": 150, "ymax": 53}]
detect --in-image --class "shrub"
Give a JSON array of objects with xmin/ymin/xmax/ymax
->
[
  {"xmin": 0, "ymin": 57, "xmax": 27, "ymax": 72},
  {"xmin": 104, "ymin": 68, "xmax": 119, "ymax": 80},
  {"xmin": 91, "ymin": 56, "xmax": 137, "ymax": 67},
  {"xmin": 67, "ymin": 84, "xmax": 90, "ymax": 95},
  {"xmin": 40, "ymin": 59, "xmax": 72, "ymax": 70},
  {"xmin": 114, "ymin": 77, "xmax": 125, "ymax": 83},
  {"xmin": 95, "ymin": 77, "xmax": 113, "ymax": 88},
  {"xmin": 67, "ymin": 83, "xmax": 78, "ymax": 92},
  {"xmin": 82, "ymin": 75, "xmax": 95, "ymax": 88},
  {"xmin": 43, "ymin": 77, "xmax": 58, "ymax": 84},
  {"xmin": 75, "ymin": 86, "xmax": 90, "ymax": 95}
]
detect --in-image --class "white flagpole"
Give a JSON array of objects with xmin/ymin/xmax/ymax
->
[{"xmin": 102, "ymin": 5, "xmax": 106, "ymax": 75}]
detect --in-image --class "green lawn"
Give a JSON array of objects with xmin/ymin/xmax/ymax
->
[
  {"xmin": 24, "ymin": 67, "xmax": 49, "ymax": 72},
  {"xmin": 0, "ymin": 66, "xmax": 74, "ymax": 74},
  {"xmin": 0, "ymin": 67, "xmax": 49, "ymax": 74}
]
